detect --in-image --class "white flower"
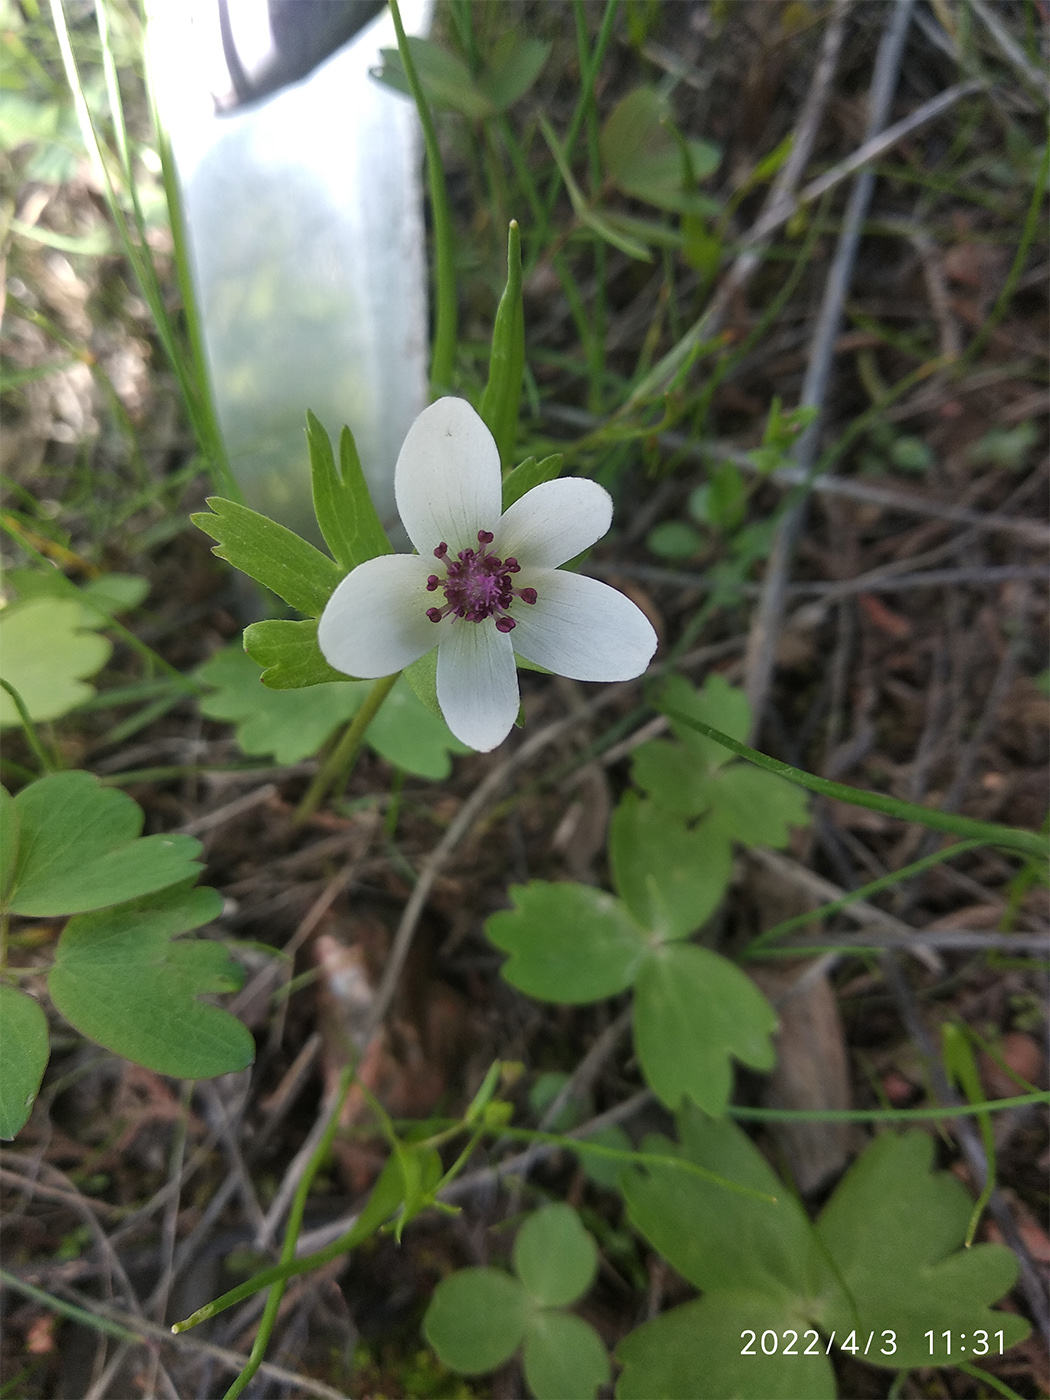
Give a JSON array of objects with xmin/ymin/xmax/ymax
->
[{"xmin": 318, "ymin": 397, "xmax": 658, "ymax": 751}]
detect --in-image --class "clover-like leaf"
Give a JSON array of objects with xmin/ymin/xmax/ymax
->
[
  {"xmin": 5, "ymin": 772, "xmax": 203, "ymax": 917},
  {"xmin": 192, "ymin": 497, "xmax": 342, "ymax": 617},
  {"xmin": 616, "ymin": 1293, "xmax": 834, "ymax": 1400},
  {"xmin": 633, "ymin": 945, "xmax": 778, "ymax": 1114},
  {"xmin": 630, "ymin": 736, "xmax": 711, "ymax": 816},
  {"xmin": 661, "ymin": 672, "xmax": 750, "ymax": 769},
  {"xmin": 524, "ymin": 1310, "xmax": 609, "ymax": 1400},
  {"xmin": 610, "ymin": 794, "xmax": 731, "ymax": 938},
  {"xmin": 374, "ymin": 37, "xmax": 495, "ymax": 119},
  {"xmin": 601, "ymin": 87, "xmax": 721, "ymax": 215},
  {"xmin": 513, "ymin": 1204, "xmax": 598, "ymax": 1308},
  {"xmin": 815, "ymin": 1130, "xmax": 1031, "ymax": 1366},
  {"xmin": 477, "ymin": 35, "xmax": 551, "ymax": 111},
  {"xmin": 486, "ymin": 882, "xmax": 648, "ymax": 1004},
  {"xmin": 48, "ymin": 883, "xmax": 255, "ymax": 1079},
  {"xmin": 0, "ymin": 598, "xmax": 111, "ymax": 727},
  {"xmin": 423, "ymin": 1268, "xmax": 531, "ymax": 1373},
  {"xmin": 0, "ymin": 985, "xmax": 49, "ymax": 1139},
  {"xmin": 705, "ymin": 764, "xmax": 810, "ymax": 848}
]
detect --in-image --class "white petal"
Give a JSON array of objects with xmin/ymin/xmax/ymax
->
[
  {"xmin": 318, "ymin": 553, "xmax": 441, "ymax": 678},
  {"xmin": 436, "ymin": 621, "xmax": 519, "ymax": 752},
  {"xmin": 509, "ymin": 570, "xmax": 657, "ymax": 681},
  {"xmin": 394, "ymin": 398, "xmax": 503, "ymax": 556},
  {"xmin": 496, "ymin": 477, "xmax": 613, "ymax": 569}
]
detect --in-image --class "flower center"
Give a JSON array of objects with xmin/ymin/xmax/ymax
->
[{"xmin": 424, "ymin": 530, "xmax": 537, "ymax": 633}]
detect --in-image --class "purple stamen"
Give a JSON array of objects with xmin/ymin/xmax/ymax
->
[{"xmin": 423, "ymin": 529, "xmax": 538, "ymax": 632}]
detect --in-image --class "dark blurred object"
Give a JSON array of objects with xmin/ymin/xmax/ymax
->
[{"xmin": 216, "ymin": 0, "xmax": 387, "ymax": 110}]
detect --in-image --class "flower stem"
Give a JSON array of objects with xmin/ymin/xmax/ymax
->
[
  {"xmin": 294, "ymin": 673, "xmax": 400, "ymax": 825},
  {"xmin": 388, "ymin": 0, "xmax": 458, "ymax": 394}
]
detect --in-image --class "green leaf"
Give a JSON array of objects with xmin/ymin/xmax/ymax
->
[
  {"xmin": 616, "ymin": 1293, "xmax": 835, "ymax": 1400},
  {"xmin": 7, "ymin": 772, "xmax": 203, "ymax": 917},
  {"xmin": 0, "ymin": 598, "xmax": 111, "ymax": 727},
  {"xmin": 306, "ymin": 412, "xmax": 393, "ymax": 573},
  {"xmin": 633, "ymin": 946, "xmax": 778, "ymax": 1113},
  {"xmin": 705, "ymin": 764, "xmax": 810, "ymax": 848},
  {"xmin": 0, "ymin": 786, "xmax": 18, "ymax": 907},
  {"xmin": 243, "ymin": 618, "xmax": 354, "ymax": 688},
  {"xmin": 815, "ymin": 1130, "xmax": 1031, "ymax": 1366},
  {"xmin": 622, "ymin": 1110, "xmax": 828, "ymax": 1301},
  {"xmin": 610, "ymin": 795, "xmax": 731, "ymax": 939},
  {"xmin": 480, "ymin": 221, "xmax": 524, "ymax": 471},
  {"xmin": 423, "ymin": 1268, "xmax": 530, "ymax": 1373},
  {"xmin": 661, "ymin": 673, "xmax": 751, "ymax": 769},
  {"xmin": 486, "ymin": 882, "xmax": 648, "ymax": 1004},
  {"xmin": 630, "ymin": 738, "xmax": 711, "ymax": 817},
  {"xmin": 646, "ymin": 521, "xmax": 701, "ymax": 559},
  {"xmin": 6, "ymin": 568, "xmax": 148, "ymax": 620},
  {"xmin": 192, "ymin": 497, "xmax": 342, "ymax": 617},
  {"xmin": 374, "ymin": 38, "xmax": 495, "ymax": 119},
  {"xmin": 365, "ymin": 675, "xmax": 469, "ymax": 779},
  {"xmin": 524, "ymin": 1311, "xmax": 609, "ymax": 1400},
  {"xmin": 48, "ymin": 883, "xmax": 255, "ymax": 1079},
  {"xmin": 0, "ymin": 986, "xmax": 49, "ymax": 1140},
  {"xmin": 502, "ymin": 454, "xmax": 564, "ymax": 511},
  {"xmin": 513, "ymin": 1204, "xmax": 598, "ymax": 1308},
  {"xmin": 477, "ymin": 35, "xmax": 551, "ymax": 111},
  {"xmin": 601, "ymin": 87, "xmax": 721, "ymax": 213},
  {"xmin": 197, "ymin": 644, "xmax": 359, "ymax": 764},
  {"xmin": 198, "ymin": 645, "xmax": 464, "ymax": 777}
]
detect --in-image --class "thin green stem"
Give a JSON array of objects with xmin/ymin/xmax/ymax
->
[
  {"xmin": 294, "ymin": 673, "xmax": 400, "ymax": 824},
  {"xmin": 0, "ymin": 680, "xmax": 55, "ymax": 774},
  {"xmin": 223, "ymin": 1068, "xmax": 355, "ymax": 1400},
  {"xmin": 729, "ymin": 1093, "xmax": 1048, "ymax": 1123},
  {"xmin": 0, "ymin": 1270, "xmax": 138, "ymax": 1342},
  {"xmin": 663, "ymin": 711, "xmax": 1046, "ymax": 861},
  {"xmin": 388, "ymin": 0, "xmax": 457, "ymax": 394},
  {"xmin": 744, "ymin": 840, "xmax": 988, "ymax": 956}
]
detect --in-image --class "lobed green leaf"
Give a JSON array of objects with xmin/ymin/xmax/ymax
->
[
  {"xmin": 486, "ymin": 882, "xmax": 648, "ymax": 1004},
  {"xmin": 610, "ymin": 794, "xmax": 731, "ymax": 938},
  {"xmin": 48, "ymin": 883, "xmax": 255, "ymax": 1080},
  {"xmin": 633, "ymin": 946, "xmax": 777, "ymax": 1114},
  {"xmin": 6, "ymin": 772, "xmax": 203, "ymax": 917}
]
